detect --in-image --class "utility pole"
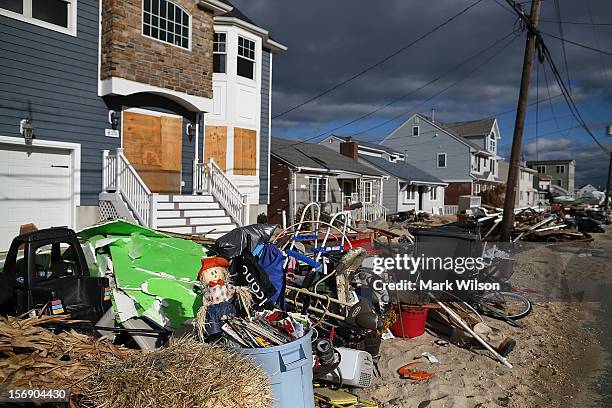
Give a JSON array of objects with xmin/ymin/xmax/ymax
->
[
  {"xmin": 605, "ymin": 125, "xmax": 612, "ymax": 209},
  {"xmin": 500, "ymin": 0, "xmax": 542, "ymax": 242}
]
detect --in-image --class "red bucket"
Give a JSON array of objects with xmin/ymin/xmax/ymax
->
[{"xmin": 390, "ymin": 306, "xmax": 428, "ymax": 338}]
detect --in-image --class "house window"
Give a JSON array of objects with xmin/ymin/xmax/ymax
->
[
  {"xmin": 490, "ymin": 159, "xmax": 495, "ymax": 175},
  {"xmin": 412, "ymin": 126, "xmax": 419, "ymax": 137},
  {"xmin": 429, "ymin": 186, "xmax": 437, "ymax": 201},
  {"xmin": 556, "ymin": 165, "xmax": 565, "ymax": 174},
  {"xmin": 477, "ymin": 157, "xmax": 481, "ymax": 172},
  {"xmin": 237, "ymin": 36, "xmax": 255, "ymax": 79},
  {"xmin": 143, "ymin": 0, "xmax": 191, "ymax": 50},
  {"xmin": 405, "ymin": 185, "xmax": 417, "ymax": 202},
  {"xmin": 437, "ymin": 153, "xmax": 447, "ymax": 168},
  {"xmin": 537, "ymin": 165, "xmax": 546, "ymax": 173},
  {"xmin": 475, "ymin": 184, "xmax": 481, "ymax": 194},
  {"xmin": 362, "ymin": 181, "xmax": 373, "ymax": 204},
  {"xmin": 0, "ymin": 0, "xmax": 76, "ymax": 34},
  {"xmin": 488, "ymin": 134, "xmax": 496, "ymax": 152},
  {"xmin": 520, "ymin": 191, "xmax": 524, "ymax": 201},
  {"xmin": 309, "ymin": 177, "xmax": 328, "ymax": 203},
  {"xmin": 213, "ymin": 32, "xmax": 227, "ymax": 73}
]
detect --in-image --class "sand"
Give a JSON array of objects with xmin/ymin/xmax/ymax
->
[{"xmin": 355, "ymin": 232, "xmax": 612, "ymax": 408}]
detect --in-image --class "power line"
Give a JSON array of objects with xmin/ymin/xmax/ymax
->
[
  {"xmin": 540, "ymin": 31, "xmax": 612, "ymax": 57},
  {"xmin": 346, "ymin": 35, "xmax": 519, "ymax": 139},
  {"xmin": 540, "ymin": 19, "xmax": 612, "ymax": 26},
  {"xmin": 552, "ymin": 0, "xmax": 571, "ymax": 92},
  {"xmin": 540, "ymin": 38, "xmax": 609, "ymax": 153},
  {"xmin": 274, "ymin": 32, "xmax": 518, "ymax": 150},
  {"xmin": 271, "ymin": 0, "xmax": 486, "ymax": 119},
  {"xmin": 585, "ymin": 0, "xmax": 611, "ymax": 86}
]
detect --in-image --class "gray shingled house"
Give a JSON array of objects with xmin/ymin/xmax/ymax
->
[
  {"xmin": 269, "ymin": 137, "xmax": 385, "ymax": 224},
  {"xmin": 320, "ymin": 135, "xmax": 447, "ymax": 214}
]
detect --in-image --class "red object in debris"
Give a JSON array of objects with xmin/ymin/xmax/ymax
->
[{"xmin": 390, "ymin": 306, "xmax": 428, "ymax": 338}]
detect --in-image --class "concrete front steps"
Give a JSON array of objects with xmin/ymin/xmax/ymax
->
[{"xmin": 155, "ymin": 194, "xmax": 238, "ymax": 239}]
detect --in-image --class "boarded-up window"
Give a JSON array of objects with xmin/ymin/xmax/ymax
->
[
  {"xmin": 205, "ymin": 126, "xmax": 227, "ymax": 172},
  {"xmin": 234, "ymin": 127, "xmax": 257, "ymax": 176},
  {"xmin": 123, "ymin": 111, "xmax": 182, "ymax": 193}
]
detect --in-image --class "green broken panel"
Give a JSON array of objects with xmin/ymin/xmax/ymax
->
[{"xmin": 78, "ymin": 220, "xmax": 169, "ymax": 240}]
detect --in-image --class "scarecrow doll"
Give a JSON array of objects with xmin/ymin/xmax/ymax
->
[{"xmin": 195, "ymin": 257, "xmax": 251, "ymax": 339}]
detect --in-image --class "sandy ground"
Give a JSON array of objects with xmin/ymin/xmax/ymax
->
[{"xmin": 355, "ymin": 231, "xmax": 612, "ymax": 408}]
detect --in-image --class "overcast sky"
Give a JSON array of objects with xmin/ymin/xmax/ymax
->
[{"xmin": 231, "ymin": 0, "xmax": 612, "ymax": 187}]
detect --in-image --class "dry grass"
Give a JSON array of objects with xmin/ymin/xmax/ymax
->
[
  {"xmin": 0, "ymin": 314, "xmax": 130, "ymax": 395},
  {"xmin": 83, "ymin": 337, "xmax": 273, "ymax": 408}
]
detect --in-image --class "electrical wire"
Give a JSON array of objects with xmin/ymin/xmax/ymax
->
[
  {"xmin": 271, "ymin": 0, "xmax": 487, "ymax": 119},
  {"xmin": 273, "ymin": 31, "xmax": 518, "ymax": 151},
  {"xmin": 347, "ymin": 34, "xmax": 520, "ymax": 139},
  {"xmin": 540, "ymin": 19, "xmax": 612, "ymax": 26},
  {"xmin": 585, "ymin": 0, "xmax": 611, "ymax": 86},
  {"xmin": 540, "ymin": 31, "xmax": 612, "ymax": 58},
  {"xmin": 552, "ymin": 0, "xmax": 571, "ymax": 93}
]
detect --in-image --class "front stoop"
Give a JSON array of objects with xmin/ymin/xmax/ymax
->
[{"xmin": 154, "ymin": 194, "xmax": 238, "ymax": 239}]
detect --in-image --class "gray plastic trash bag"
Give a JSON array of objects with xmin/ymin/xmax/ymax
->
[{"xmin": 215, "ymin": 224, "xmax": 277, "ymax": 259}]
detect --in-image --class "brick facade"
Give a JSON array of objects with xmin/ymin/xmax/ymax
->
[
  {"xmin": 101, "ymin": 0, "xmax": 214, "ymax": 99},
  {"xmin": 444, "ymin": 182, "xmax": 473, "ymax": 205},
  {"xmin": 268, "ymin": 157, "xmax": 291, "ymax": 224}
]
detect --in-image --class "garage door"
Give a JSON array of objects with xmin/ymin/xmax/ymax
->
[{"xmin": 0, "ymin": 143, "xmax": 73, "ymax": 251}]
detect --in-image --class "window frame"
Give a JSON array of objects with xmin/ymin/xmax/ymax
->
[
  {"xmin": 437, "ymin": 153, "xmax": 447, "ymax": 168},
  {"xmin": 141, "ymin": 0, "xmax": 192, "ymax": 51},
  {"xmin": 404, "ymin": 185, "xmax": 417, "ymax": 202},
  {"xmin": 412, "ymin": 126, "xmax": 419, "ymax": 137},
  {"xmin": 308, "ymin": 176, "xmax": 328, "ymax": 203},
  {"xmin": 0, "ymin": 0, "xmax": 77, "ymax": 36},
  {"xmin": 362, "ymin": 181, "xmax": 373, "ymax": 204},
  {"xmin": 556, "ymin": 165, "xmax": 565, "ymax": 174},
  {"xmin": 474, "ymin": 183, "xmax": 481, "ymax": 194},
  {"xmin": 537, "ymin": 165, "xmax": 546, "ymax": 173},
  {"xmin": 237, "ymin": 35, "xmax": 256, "ymax": 80},
  {"xmin": 213, "ymin": 31, "xmax": 227, "ymax": 74},
  {"xmin": 429, "ymin": 186, "xmax": 437, "ymax": 201}
]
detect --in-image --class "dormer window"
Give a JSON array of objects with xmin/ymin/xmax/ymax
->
[
  {"xmin": 237, "ymin": 36, "xmax": 255, "ymax": 79},
  {"xmin": 143, "ymin": 0, "xmax": 191, "ymax": 50},
  {"xmin": 213, "ymin": 32, "xmax": 227, "ymax": 73}
]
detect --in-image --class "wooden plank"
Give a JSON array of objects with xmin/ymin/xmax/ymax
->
[
  {"xmin": 234, "ymin": 127, "xmax": 257, "ymax": 176},
  {"xmin": 205, "ymin": 125, "xmax": 227, "ymax": 172},
  {"xmin": 123, "ymin": 112, "xmax": 181, "ymax": 194},
  {"xmin": 123, "ymin": 112, "xmax": 161, "ymax": 167},
  {"xmin": 160, "ymin": 116, "xmax": 182, "ymax": 171}
]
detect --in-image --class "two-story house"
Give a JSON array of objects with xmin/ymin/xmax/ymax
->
[
  {"xmin": 380, "ymin": 114, "xmax": 502, "ymax": 205},
  {"xmin": 0, "ymin": 0, "xmax": 285, "ymax": 249},
  {"xmin": 526, "ymin": 159, "xmax": 576, "ymax": 196},
  {"xmin": 319, "ymin": 135, "xmax": 447, "ymax": 214}
]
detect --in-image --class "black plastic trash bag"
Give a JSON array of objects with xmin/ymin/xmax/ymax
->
[
  {"xmin": 230, "ymin": 245, "xmax": 277, "ymax": 309},
  {"xmin": 215, "ymin": 224, "xmax": 277, "ymax": 259}
]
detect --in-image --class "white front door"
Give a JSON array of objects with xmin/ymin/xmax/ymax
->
[{"xmin": 0, "ymin": 143, "xmax": 73, "ymax": 251}]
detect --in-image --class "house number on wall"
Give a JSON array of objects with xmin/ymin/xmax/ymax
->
[{"xmin": 105, "ymin": 129, "xmax": 120, "ymax": 138}]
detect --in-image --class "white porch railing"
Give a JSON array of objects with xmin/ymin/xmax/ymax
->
[
  {"xmin": 102, "ymin": 149, "xmax": 156, "ymax": 228},
  {"xmin": 444, "ymin": 205, "xmax": 459, "ymax": 215},
  {"xmin": 358, "ymin": 202, "xmax": 389, "ymax": 222},
  {"xmin": 196, "ymin": 159, "xmax": 248, "ymax": 226}
]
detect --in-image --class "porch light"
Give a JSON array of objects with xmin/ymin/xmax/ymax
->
[
  {"xmin": 20, "ymin": 119, "xmax": 34, "ymax": 146},
  {"xmin": 186, "ymin": 123, "xmax": 196, "ymax": 142},
  {"xmin": 108, "ymin": 110, "xmax": 119, "ymax": 130}
]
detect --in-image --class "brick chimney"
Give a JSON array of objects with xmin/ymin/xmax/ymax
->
[{"xmin": 339, "ymin": 138, "xmax": 359, "ymax": 160}]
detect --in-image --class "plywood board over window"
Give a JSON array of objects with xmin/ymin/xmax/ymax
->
[
  {"xmin": 123, "ymin": 112, "xmax": 182, "ymax": 193},
  {"xmin": 205, "ymin": 126, "xmax": 227, "ymax": 172},
  {"xmin": 234, "ymin": 127, "xmax": 257, "ymax": 176}
]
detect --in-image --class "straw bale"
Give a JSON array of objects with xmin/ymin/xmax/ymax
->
[{"xmin": 83, "ymin": 337, "xmax": 273, "ymax": 408}]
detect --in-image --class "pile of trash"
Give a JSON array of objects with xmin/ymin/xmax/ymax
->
[{"xmin": 466, "ymin": 204, "xmax": 609, "ymax": 242}]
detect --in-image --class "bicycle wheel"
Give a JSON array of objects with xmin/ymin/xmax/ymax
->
[{"xmin": 479, "ymin": 291, "xmax": 532, "ymax": 320}]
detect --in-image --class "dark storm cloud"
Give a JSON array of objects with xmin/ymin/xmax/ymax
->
[
  {"xmin": 229, "ymin": 0, "xmax": 612, "ymax": 185},
  {"xmin": 231, "ymin": 0, "xmax": 612, "ymax": 129}
]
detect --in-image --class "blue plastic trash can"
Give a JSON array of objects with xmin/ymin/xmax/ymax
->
[{"xmin": 238, "ymin": 330, "xmax": 315, "ymax": 408}]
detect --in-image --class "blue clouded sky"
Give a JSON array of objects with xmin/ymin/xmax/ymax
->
[{"xmin": 230, "ymin": 0, "xmax": 612, "ymax": 187}]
